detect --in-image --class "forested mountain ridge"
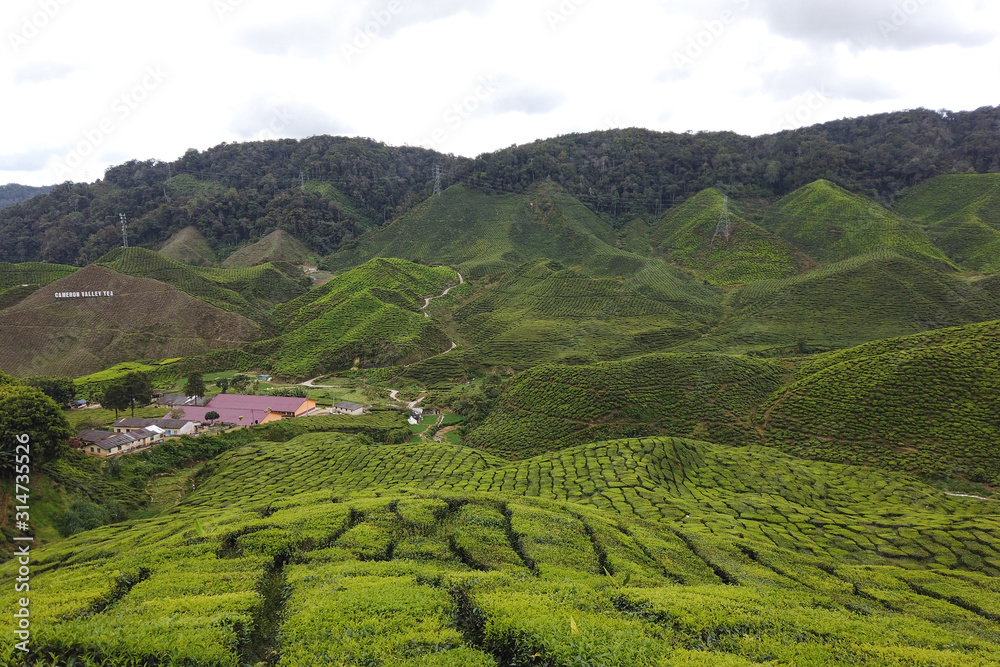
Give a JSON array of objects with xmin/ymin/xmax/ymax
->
[
  {"xmin": 0, "ymin": 183, "xmax": 52, "ymax": 210},
  {"xmin": 2, "ymin": 106, "xmax": 998, "ymax": 266}
]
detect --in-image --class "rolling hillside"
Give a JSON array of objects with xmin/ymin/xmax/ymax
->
[
  {"xmin": 157, "ymin": 225, "xmax": 218, "ymax": 266},
  {"xmin": 97, "ymin": 247, "xmax": 309, "ymax": 324},
  {"xmin": 0, "ymin": 260, "xmax": 77, "ymax": 310},
  {"xmin": 761, "ymin": 180, "xmax": 951, "ymax": 266},
  {"xmin": 897, "ymin": 174, "xmax": 1000, "ymax": 273},
  {"xmin": 444, "ymin": 259, "xmax": 718, "ymax": 371},
  {"xmin": 222, "ymin": 229, "xmax": 317, "ymax": 268},
  {"xmin": 760, "ymin": 318, "xmax": 1000, "ymax": 484},
  {"xmin": 649, "ymin": 188, "xmax": 817, "ymax": 285},
  {"xmin": 2, "ymin": 425, "xmax": 998, "ymax": 666},
  {"xmin": 258, "ymin": 258, "xmax": 459, "ymax": 377},
  {"xmin": 465, "ymin": 353, "xmax": 786, "ymax": 458},
  {"xmin": 0, "ymin": 265, "xmax": 262, "ymax": 377},
  {"xmin": 701, "ymin": 250, "xmax": 1000, "ymax": 355}
]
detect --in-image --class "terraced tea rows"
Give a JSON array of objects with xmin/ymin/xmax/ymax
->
[
  {"xmin": 760, "ymin": 318, "xmax": 1000, "ymax": 484},
  {"xmin": 761, "ymin": 179, "xmax": 951, "ymax": 265},
  {"xmin": 649, "ymin": 188, "xmax": 813, "ymax": 285},
  {"xmin": 465, "ymin": 352, "xmax": 785, "ymax": 458},
  {"xmin": 4, "ymin": 427, "xmax": 997, "ymax": 666}
]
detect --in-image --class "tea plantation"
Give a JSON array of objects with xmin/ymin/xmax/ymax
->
[
  {"xmin": 3, "ymin": 428, "xmax": 998, "ymax": 666},
  {"xmin": 465, "ymin": 353, "xmax": 785, "ymax": 458}
]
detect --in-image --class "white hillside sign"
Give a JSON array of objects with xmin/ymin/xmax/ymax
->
[{"xmin": 54, "ymin": 291, "xmax": 115, "ymax": 298}]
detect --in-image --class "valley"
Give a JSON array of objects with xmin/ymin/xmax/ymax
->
[{"xmin": 1, "ymin": 122, "xmax": 1000, "ymax": 665}]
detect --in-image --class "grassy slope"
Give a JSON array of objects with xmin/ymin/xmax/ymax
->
[
  {"xmin": 897, "ymin": 174, "xmax": 1000, "ymax": 273},
  {"xmin": 696, "ymin": 250, "xmax": 1000, "ymax": 355},
  {"xmin": 0, "ymin": 265, "xmax": 263, "ymax": 377},
  {"xmin": 466, "ymin": 352, "xmax": 786, "ymax": 458},
  {"xmin": 448, "ymin": 259, "xmax": 717, "ymax": 370},
  {"xmin": 0, "ymin": 261, "xmax": 77, "ymax": 310},
  {"xmin": 327, "ymin": 183, "xmax": 722, "ymax": 371},
  {"xmin": 2, "ymin": 429, "xmax": 998, "ymax": 666},
  {"xmin": 650, "ymin": 188, "xmax": 817, "ymax": 285},
  {"xmin": 327, "ymin": 182, "xmax": 719, "ymax": 296},
  {"xmin": 760, "ymin": 318, "xmax": 1000, "ymax": 483},
  {"xmin": 258, "ymin": 258, "xmax": 458, "ymax": 377},
  {"xmin": 97, "ymin": 247, "xmax": 308, "ymax": 323},
  {"xmin": 761, "ymin": 179, "xmax": 952, "ymax": 266},
  {"xmin": 157, "ymin": 225, "xmax": 218, "ymax": 267},
  {"xmin": 222, "ymin": 229, "xmax": 317, "ymax": 268}
]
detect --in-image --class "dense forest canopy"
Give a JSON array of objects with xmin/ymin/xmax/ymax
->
[{"xmin": 1, "ymin": 106, "xmax": 997, "ymax": 266}]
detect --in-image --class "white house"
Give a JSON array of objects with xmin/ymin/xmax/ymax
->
[{"xmin": 332, "ymin": 401, "xmax": 367, "ymax": 416}]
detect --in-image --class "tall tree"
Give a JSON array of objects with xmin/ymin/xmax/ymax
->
[
  {"xmin": 24, "ymin": 377, "xmax": 77, "ymax": 407},
  {"xmin": 101, "ymin": 383, "xmax": 131, "ymax": 419},
  {"xmin": 215, "ymin": 378, "xmax": 230, "ymax": 394},
  {"xmin": 0, "ymin": 385, "xmax": 73, "ymax": 470},
  {"xmin": 186, "ymin": 372, "xmax": 207, "ymax": 400},
  {"xmin": 122, "ymin": 372, "xmax": 153, "ymax": 417}
]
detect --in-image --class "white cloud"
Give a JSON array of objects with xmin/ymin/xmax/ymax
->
[{"xmin": 0, "ymin": 0, "xmax": 997, "ymax": 186}]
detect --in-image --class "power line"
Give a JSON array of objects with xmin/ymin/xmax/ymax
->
[
  {"xmin": 120, "ymin": 213, "xmax": 129, "ymax": 248},
  {"xmin": 711, "ymin": 196, "xmax": 731, "ymax": 245}
]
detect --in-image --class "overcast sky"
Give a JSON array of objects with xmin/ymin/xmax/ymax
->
[{"xmin": 2, "ymin": 0, "xmax": 998, "ymax": 186}]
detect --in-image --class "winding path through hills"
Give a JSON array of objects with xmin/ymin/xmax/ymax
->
[
  {"xmin": 421, "ymin": 271, "xmax": 464, "ymax": 317},
  {"xmin": 302, "ymin": 269, "xmax": 465, "ymax": 393}
]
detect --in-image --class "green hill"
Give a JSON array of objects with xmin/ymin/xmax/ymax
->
[
  {"xmin": 761, "ymin": 180, "xmax": 952, "ymax": 265},
  {"xmin": 466, "ymin": 353, "xmax": 785, "ymax": 458},
  {"xmin": 325, "ymin": 181, "xmax": 631, "ymax": 279},
  {"xmin": 222, "ymin": 229, "xmax": 317, "ymax": 268},
  {"xmin": 700, "ymin": 250, "xmax": 1000, "ymax": 355},
  {"xmin": 157, "ymin": 225, "xmax": 218, "ymax": 266},
  {"xmin": 259, "ymin": 258, "xmax": 459, "ymax": 377},
  {"xmin": 760, "ymin": 319, "xmax": 1000, "ymax": 484},
  {"xmin": 97, "ymin": 247, "xmax": 309, "ymax": 324},
  {"xmin": 650, "ymin": 189, "xmax": 816, "ymax": 285},
  {"xmin": 0, "ymin": 265, "xmax": 262, "ymax": 377},
  {"xmin": 896, "ymin": 173, "xmax": 1000, "ymax": 225},
  {"xmin": 896, "ymin": 174, "xmax": 1000, "ymax": 273},
  {"xmin": 446, "ymin": 259, "xmax": 718, "ymax": 370},
  {"xmin": 3, "ymin": 425, "xmax": 998, "ymax": 666},
  {"xmin": 327, "ymin": 182, "xmax": 718, "ymax": 288},
  {"xmin": 0, "ymin": 260, "xmax": 77, "ymax": 309}
]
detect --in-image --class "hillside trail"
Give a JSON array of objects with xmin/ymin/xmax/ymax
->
[
  {"xmin": 944, "ymin": 491, "xmax": 995, "ymax": 501},
  {"xmin": 301, "ymin": 269, "xmax": 464, "ymax": 394},
  {"xmin": 301, "ymin": 377, "xmax": 338, "ymax": 388},
  {"xmin": 421, "ymin": 271, "xmax": 464, "ymax": 317}
]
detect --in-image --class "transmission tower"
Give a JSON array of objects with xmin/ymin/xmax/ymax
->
[
  {"xmin": 711, "ymin": 195, "xmax": 732, "ymax": 245},
  {"xmin": 433, "ymin": 165, "xmax": 442, "ymax": 196},
  {"xmin": 120, "ymin": 213, "xmax": 129, "ymax": 248}
]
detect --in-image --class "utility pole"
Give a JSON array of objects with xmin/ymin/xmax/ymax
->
[
  {"xmin": 711, "ymin": 195, "xmax": 732, "ymax": 245},
  {"xmin": 433, "ymin": 165, "xmax": 442, "ymax": 196},
  {"xmin": 300, "ymin": 170, "xmax": 306, "ymax": 192},
  {"xmin": 120, "ymin": 213, "xmax": 129, "ymax": 249}
]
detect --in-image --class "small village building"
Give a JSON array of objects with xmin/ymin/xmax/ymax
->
[
  {"xmin": 206, "ymin": 394, "xmax": 317, "ymax": 418},
  {"xmin": 78, "ymin": 428, "xmax": 161, "ymax": 457},
  {"xmin": 175, "ymin": 406, "xmax": 281, "ymax": 426},
  {"xmin": 112, "ymin": 418, "xmax": 197, "ymax": 437},
  {"xmin": 332, "ymin": 401, "xmax": 367, "ymax": 416},
  {"xmin": 156, "ymin": 394, "xmax": 211, "ymax": 407}
]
